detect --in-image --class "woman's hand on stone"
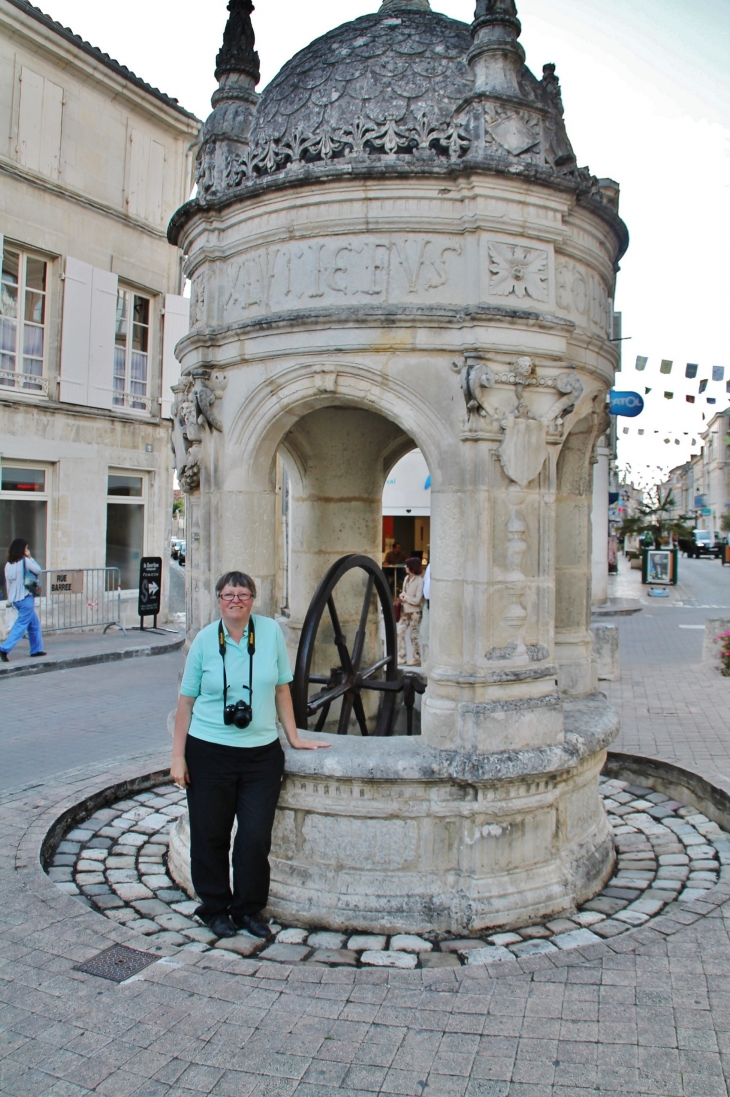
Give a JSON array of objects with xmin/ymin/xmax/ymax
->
[
  {"xmin": 170, "ymin": 757, "xmax": 190, "ymax": 787},
  {"xmin": 289, "ymin": 737, "xmax": 330, "ymax": 750}
]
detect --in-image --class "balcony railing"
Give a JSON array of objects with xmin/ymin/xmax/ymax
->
[
  {"xmin": 111, "ymin": 389, "xmax": 154, "ymax": 413},
  {"xmin": 0, "ymin": 369, "xmax": 49, "ymax": 396}
]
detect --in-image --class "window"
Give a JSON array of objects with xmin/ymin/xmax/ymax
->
[
  {"xmin": 105, "ymin": 470, "xmax": 145, "ymax": 589},
  {"xmin": 0, "ymin": 464, "xmax": 49, "ymax": 600},
  {"xmin": 0, "ymin": 249, "xmax": 48, "ymax": 392},
  {"xmin": 114, "ymin": 290, "xmax": 150, "ymax": 410}
]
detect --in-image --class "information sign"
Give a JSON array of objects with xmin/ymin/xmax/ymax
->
[
  {"xmin": 138, "ymin": 557, "xmax": 162, "ymax": 625},
  {"xmin": 608, "ymin": 391, "xmax": 644, "ymax": 417},
  {"xmin": 49, "ymin": 570, "xmax": 84, "ymax": 594}
]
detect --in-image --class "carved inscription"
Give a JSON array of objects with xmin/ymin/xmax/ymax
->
[
  {"xmin": 556, "ymin": 260, "xmax": 609, "ymax": 333},
  {"xmin": 222, "ymin": 235, "xmax": 462, "ymax": 320}
]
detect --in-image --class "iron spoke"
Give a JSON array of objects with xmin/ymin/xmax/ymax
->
[
  {"xmin": 357, "ymin": 655, "xmax": 393, "ymax": 682},
  {"xmin": 315, "ymin": 702, "xmax": 331, "ymax": 732},
  {"xmin": 327, "ymin": 595, "xmax": 355, "ymax": 676},
  {"xmin": 307, "ymin": 680, "xmax": 349, "ymax": 713},
  {"xmin": 352, "ymin": 694, "xmax": 370, "ymax": 737},
  {"xmin": 337, "ymin": 692, "xmax": 354, "ymax": 736},
  {"xmin": 351, "ymin": 575, "xmax": 374, "ymax": 672}
]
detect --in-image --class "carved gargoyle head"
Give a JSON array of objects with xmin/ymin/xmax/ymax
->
[{"xmin": 216, "ymin": 0, "xmax": 260, "ymax": 85}]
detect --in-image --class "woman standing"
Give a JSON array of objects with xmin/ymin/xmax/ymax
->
[
  {"xmin": 170, "ymin": 570, "xmax": 328, "ymax": 940},
  {"xmin": 0, "ymin": 540, "xmax": 45, "ymax": 663},
  {"xmin": 397, "ymin": 556, "xmax": 424, "ymax": 666}
]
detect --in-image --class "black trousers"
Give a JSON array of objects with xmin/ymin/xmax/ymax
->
[{"xmin": 185, "ymin": 735, "xmax": 285, "ymax": 920}]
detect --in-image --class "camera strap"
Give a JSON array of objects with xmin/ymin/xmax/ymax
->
[{"xmin": 219, "ymin": 617, "xmax": 255, "ymax": 717}]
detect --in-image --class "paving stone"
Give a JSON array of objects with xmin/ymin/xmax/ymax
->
[
  {"xmin": 486, "ymin": 933, "xmax": 522, "ymax": 946},
  {"xmin": 277, "ymin": 928, "xmax": 309, "ymax": 945},
  {"xmin": 690, "ymin": 859, "xmax": 720, "ymax": 870},
  {"xmin": 510, "ymin": 939, "xmax": 559, "ymax": 958},
  {"xmin": 155, "ymin": 912, "xmax": 196, "ymax": 931},
  {"xmin": 157, "ymin": 889, "xmax": 188, "ymax": 902},
  {"xmin": 419, "ymin": 953, "xmax": 461, "ymax": 968},
  {"xmin": 215, "ymin": 935, "xmax": 266, "ymax": 957},
  {"xmin": 440, "ymin": 939, "xmax": 487, "ymax": 952},
  {"xmin": 390, "ymin": 934, "xmax": 433, "ymax": 953},
  {"xmin": 181, "ymin": 926, "xmax": 217, "ymax": 944},
  {"xmin": 517, "ymin": 925, "xmax": 552, "ymax": 939},
  {"xmin": 107, "ymin": 869, "xmax": 139, "ymax": 883},
  {"xmin": 360, "ymin": 949, "xmax": 417, "ymax": 968},
  {"xmin": 81, "ymin": 884, "xmax": 112, "ymax": 897},
  {"xmin": 171, "ymin": 900, "xmax": 199, "ymax": 916},
  {"xmin": 259, "ymin": 943, "xmax": 311, "ymax": 962},
  {"xmin": 680, "ymin": 887, "xmax": 714, "ymax": 901},
  {"xmin": 127, "ymin": 917, "xmax": 163, "ymax": 934},
  {"xmin": 65, "ymin": 828, "xmax": 94, "ymax": 841},
  {"xmin": 602, "ymin": 887, "xmax": 641, "ymax": 900},
  {"xmin": 571, "ymin": 911, "xmax": 606, "ymax": 926},
  {"xmin": 613, "ymin": 910, "xmax": 650, "ymax": 926},
  {"xmin": 75, "ymin": 871, "xmax": 105, "ymax": 885},
  {"xmin": 347, "ymin": 934, "xmax": 387, "ymax": 951},
  {"xmin": 551, "ymin": 928, "xmax": 602, "ymax": 949},
  {"xmin": 591, "ymin": 919, "xmax": 630, "ymax": 938},
  {"xmin": 92, "ymin": 893, "xmax": 125, "ymax": 909},
  {"xmin": 113, "ymin": 884, "xmax": 153, "ymax": 902},
  {"xmin": 545, "ymin": 918, "xmax": 578, "ymax": 934},
  {"xmin": 132, "ymin": 898, "xmax": 171, "ymax": 916},
  {"xmin": 626, "ymin": 898, "xmax": 664, "ymax": 916},
  {"xmin": 306, "ymin": 931, "xmax": 345, "ymax": 950},
  {"xmin": 463, "ymin": 946, "xmax": 514, "ymax": 966},
  {"xmin": 308, "ymin": 949, "xmax": 358, "ymax": 966}
]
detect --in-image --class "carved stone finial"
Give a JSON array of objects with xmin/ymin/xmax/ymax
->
[
  {"xmin": 216, "ymin": 0, "xmax": 260, "ymax": 85},
  {"xmin": 469, "ymin": 0, "xmax": 525, "ymax": 99},
  {"xmin": 379, "ymin": 0, "xmax": 431, "ymax": 9}
]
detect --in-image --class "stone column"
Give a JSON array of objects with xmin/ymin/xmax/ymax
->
[{"xmin": 591, "ymin": 444, "xmax": 610, "ymax": 607}]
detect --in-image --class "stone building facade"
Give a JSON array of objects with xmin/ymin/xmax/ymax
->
[
  {"xmin": 168, "ymin": 0, "xmax": 629, "ymax": 931},
  {"xmin": 0, "ymin": 0, "xmax": 199, "ymax": 618}
]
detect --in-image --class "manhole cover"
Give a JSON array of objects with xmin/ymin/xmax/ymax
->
[{"xmin": 74, "ymin": 944, "xmax": 157, "ymax": 983}]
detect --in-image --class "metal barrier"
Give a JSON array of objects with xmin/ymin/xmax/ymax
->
[{"xmin": 35, "ymin": 568, "xmax": 124, "ymax": 634}]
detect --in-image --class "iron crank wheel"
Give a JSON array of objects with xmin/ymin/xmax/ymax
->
[{"xmin": 292, "ymin": 554, "xmax": 400, "ymax": 736}]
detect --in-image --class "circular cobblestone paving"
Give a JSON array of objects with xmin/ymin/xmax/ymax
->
[{"xmin": 46, "ymin": 775, "xmax": 728, "ymax": 969}]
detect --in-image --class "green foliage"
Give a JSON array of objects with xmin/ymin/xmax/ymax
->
[
  {"xmin": 619, "ymin": 487, "xmax": 693, "ymax": 547},
  {"xmin": 721, "ymin": 513, "xmax": 730, "ymax": 534},
  {"xmin": 172, "ymin": 498, "xmax": 185, "ymax": 517}
]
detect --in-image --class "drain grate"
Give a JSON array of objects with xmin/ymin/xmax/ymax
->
[{"xmin": 75, "ymin": 944, "xmax": 157, "ymax": 983}]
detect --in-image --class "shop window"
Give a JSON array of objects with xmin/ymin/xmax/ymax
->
[
  {"xmin": 105, "ymin": 471, "xmax": 145, "ymax": 589},
  {"xmin": 113, "ymin": 290, "xmax": 150, "ymax": 411},
  {"xmin": 0, "ymin": 248, "xmax": 47, "ymax": 392},
  {"xmin": 0, "ymin": 464, "xmax": 48, "ymax": 599}
]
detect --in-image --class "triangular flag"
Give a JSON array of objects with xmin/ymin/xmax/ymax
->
[
  {"xmin": 708, "ymin": 397, "xmax": 717, "ymax": 404},
  {"xmin": 699, "ymin": 379, "xmax": 708, "ymax": 393},
  {"xmin": 713, "ymin": 366, "xmax": 725, "ymax": 382},
  {"xmin": 660, "ymin": 360, "xmax": 673, "ymax": 374},
  {"xmin": 635, "ymin": 356, "xmax": 648, "ymax": 371},
  {"xmin": 686, "ymin": 395, "xmax": 695, "ymax": 403},
  {"xmin": 664, "ymin": 391, "xmax": 673, "ymax": 399},
  {"xmin": 645, "ymin": 387, "xmax": 652, "ymax": 394},
  {"xmin": 622, "ymin": 427, "xmax": 629, "ymax": 434},
  {"xmin": 685, "ymin": 363, "xmax": 698, "ymax": 379},
  {"xmin": 691, "ymin": 438, "xmax": 696, "ymax": 445},
  {"xmin": 675, "ymin": 439, "xmax": 680, "ymax": 444}
]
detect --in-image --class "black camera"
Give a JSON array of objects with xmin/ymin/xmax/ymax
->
[{"xmin": 224, "ymin": 699, "xmax": 253, "ymax": 729}]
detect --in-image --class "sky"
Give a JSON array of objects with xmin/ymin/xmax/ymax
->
[{"xmin": 39, "ymin": 0, "xmax": 730, "ymax": 489}]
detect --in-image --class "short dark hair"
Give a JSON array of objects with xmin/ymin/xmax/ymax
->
[
  {"xmin": 405, "ymin": 557, "xmax": 423, "ymax": 575},
  {"xmin": 7, "ymin": 539, "xmax": 28, "ymax": 564},
  {"xmin": 215, "ymin": 571, "xmax": 257, "ymax": 598}
]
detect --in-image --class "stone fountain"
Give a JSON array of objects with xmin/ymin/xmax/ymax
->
[{"xmin": 166, "ymin": 0, "xmax": 628, "ymax": 934}]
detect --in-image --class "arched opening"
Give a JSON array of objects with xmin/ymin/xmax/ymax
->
[{"xmin": 273, "ymin": 405, "xmax": 431, "ymax": 735}]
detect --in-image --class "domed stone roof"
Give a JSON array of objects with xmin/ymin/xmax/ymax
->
[
  {"xmin": 170, "ymin": 1, "xmax": 625, "ymax": 243},
  {"xmin": 250, "ymin": 8, "xmax": 474, "ymax": 156}
]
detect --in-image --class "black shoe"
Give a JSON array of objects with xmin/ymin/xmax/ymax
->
[
  {"xmin": 0, "ymin": 652, "xmax": 8, "ymax": 663},
  {"xmin": 232, "ymin": 913, "xmax": 273, "ymax": 939},
  {"xmin": 30, "ymin": 652, "xmax": 47, "ymax": 658},
  {"xmin": 203, "ymin": 913, "xmax": 237, "ymax": 939}
]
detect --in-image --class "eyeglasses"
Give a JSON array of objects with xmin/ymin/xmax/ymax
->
[{"xmin": 219, "ymin": 591, "xmax": 253, "ymax": 603}]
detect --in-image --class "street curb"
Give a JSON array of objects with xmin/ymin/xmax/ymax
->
[{"xmin": 0, "ymin": 635, "xmax": 184, "ymax": 681}]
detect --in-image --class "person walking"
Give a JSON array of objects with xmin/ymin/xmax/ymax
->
[
  {"xmin": 170, "ymin": 570, "xmax": 329, "ymax": 940},
  {"xmin": 0, "ymin": 539, "xmax": 45, "ymax": 663},
  {"xmin": 397, "ymin": 556, "xmax": 424, "ymax": 666}
]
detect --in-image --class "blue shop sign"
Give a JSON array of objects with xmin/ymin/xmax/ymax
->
[{"xmin": 609, "ymin": 391, "xmax": 644, "ymax": 417}]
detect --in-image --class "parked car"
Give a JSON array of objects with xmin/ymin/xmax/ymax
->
[
  {"xmin": 678, "ymin": 529, "xmax": 719, "ymax": 558},
  {"xmin": 178, "ymin": 541, "xmax": 186, "ymax": 566},
  {"xmin": 171, "ymin": 538, "xmax": 182, "ymax": 559}
]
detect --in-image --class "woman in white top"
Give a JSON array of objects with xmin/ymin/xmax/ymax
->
[
  {"xmin": 397, "ymin": 556, "xmax": 424, "ymax": 666},
  {"xmin": 0, "ymin": 539, "xmax": 45, "ymax": 662}
]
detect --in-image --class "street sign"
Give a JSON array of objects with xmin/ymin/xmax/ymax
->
[
  {"xmin": 49, "ymin": 570, "xmax": 84, "ymax": 594},
  {"xmin": 701, "ymin": 507, "xmax": 712, "ymax": 516},
  {"xmin": 138, "ymin": 557, "xmax": 162, "ymax": 626},
  {"xmin": 609, "ymin": 391, "xmax": 644, "ymax": 417}
]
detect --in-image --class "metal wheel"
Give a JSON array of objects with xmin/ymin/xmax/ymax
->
[{"xmin": 292, "ymin": 554, "xmax": 400, "ymax": 736}]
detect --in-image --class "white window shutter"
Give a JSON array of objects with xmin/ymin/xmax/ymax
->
[
  {"xmin": 160, "ymin": 294, "xmax": 189, "ymax": 418},
  {"xmin": 147, "ymin": 140, "xmax": 164, "ymax": 224},
  {"xmin": 127, "ymin": 128, "xmax": 145, "ymax": 219},
  {"xmin": 18, "ymin": 67, "xmax": 44, "ymax": 173},
  {"xmin": 86, "ymin": 268, "xmax": 118, "ymax": 410},
  {"xmin": 40, "ymin": 78, "xmax": 63, "ymax": 180},
  {"xmin": 59, "ymin": 257, "xmax": 93, "ymax": 405}
]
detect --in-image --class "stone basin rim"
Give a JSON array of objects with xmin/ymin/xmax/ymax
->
[{"xmin": 284, "ymin": 692, "xmax": 618, "ymax": 783}]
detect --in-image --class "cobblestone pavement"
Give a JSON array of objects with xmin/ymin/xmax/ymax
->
[
  {"xmin": 3, "ymin": 752, "xmax": 730, "ymax": 1097},
  {"xmin": 606, "ymin": 557, "xmax": 730, "ymax": 795}
]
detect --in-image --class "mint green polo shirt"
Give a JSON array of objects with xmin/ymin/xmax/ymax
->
[{"xmin": 180, "ymin": 615, "xmax": 293, "ymax": 748}]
